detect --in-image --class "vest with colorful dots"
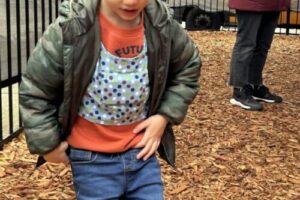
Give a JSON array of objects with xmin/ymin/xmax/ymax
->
[{"xmin": 78, "ymin": 40, "xmax": 149, "ymax": 125}]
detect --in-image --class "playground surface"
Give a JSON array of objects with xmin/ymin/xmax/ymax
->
[{"xmin": 0, "ymin": 31, "xmax": 299, "ymax": 200}]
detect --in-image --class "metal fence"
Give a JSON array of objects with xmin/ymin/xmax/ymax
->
[
  {"xmin": 1, "ymin": 0, "xmax": 299, "ymax": 148},
  {"xmin": 0, "ymin": 0, "xmax": 62, "ymax": 149}
]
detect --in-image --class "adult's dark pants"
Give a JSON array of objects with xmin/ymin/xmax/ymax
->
[{"xmin": 229, "ymin": 10, "xmax": 280, "ymax": 88}]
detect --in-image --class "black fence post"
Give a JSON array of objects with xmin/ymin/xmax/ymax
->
[
  {"xmin": 25, "ymin": 0, "xmax": 30, "ymax": 60},
  {"xmin": 49, "ymin": 0, "xmax": 53, "ymax": 24},
  {"xmin": 34, "ymin": 0, "xmax": 38, "ymax": 44},
  {"xmin": 6, "ymin": 0, "xmax": 13, "ymax": 135},
  {"xmin": 286, "ymin": 8, "xmax": 291, "ymax": 35},
  {"xmin": 42, "ymin": 0, "xmax": 46, "ymax": 32},
  {"xmin": 56, "ymin": 0, "xmax": 59, "ymax": 18},
  {"xmin": 16, "ymin": 0, "xmax": 22, "ymax": 126}
]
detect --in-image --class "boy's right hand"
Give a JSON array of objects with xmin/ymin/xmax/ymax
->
[{"xmin": 43, "ymin": 141, "xmax": 69, "ymax": 165}]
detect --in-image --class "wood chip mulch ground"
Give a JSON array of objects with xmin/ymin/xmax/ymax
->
[{"xmin": 0, "ymin": 31, "xmax": 299, "ymax": 200}]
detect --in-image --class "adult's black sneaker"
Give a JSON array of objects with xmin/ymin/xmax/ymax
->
[
  {"xmin": 230, "ymin": 85, "xmax": 263, "ymax": 111},
  {"xmin": 253, "ymin": 85, "xmax": 283, "ymax": 103}
]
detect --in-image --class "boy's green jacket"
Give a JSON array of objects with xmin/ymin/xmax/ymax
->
[{"xmin": 19, "ymin": 0, "xmax": 201, "ymax": 166}]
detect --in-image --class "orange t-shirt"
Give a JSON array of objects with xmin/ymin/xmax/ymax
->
[{"xmin": 67, "ymin": 13, "xmax": 145, "ymax": 153}]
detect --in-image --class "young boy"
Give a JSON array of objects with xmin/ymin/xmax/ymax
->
[{"xmin": 19, "ymin": 0, "xmax": 201, "ymax": 199}]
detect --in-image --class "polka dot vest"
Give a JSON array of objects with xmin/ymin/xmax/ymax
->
[{"xmin": 78, "ymin": 40, "xmax": 149, "ymax": 125}]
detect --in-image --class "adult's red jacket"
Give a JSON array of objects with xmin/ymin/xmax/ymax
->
[{"xmin": 228, "ymin": 0, "xmax": 290, "ymax": 11}]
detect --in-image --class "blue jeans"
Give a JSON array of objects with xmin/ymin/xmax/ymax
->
[{"xmin": 69, "ymin": 147, "xmax": 164, "ymax": 200}]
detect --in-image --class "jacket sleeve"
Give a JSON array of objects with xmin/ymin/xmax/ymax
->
[
  {"xmin": 19, "ymin": 19, "xmax": 65, "ymax": 155},
  {"xmin": 157, "ymin": 20, "xmax": 201, "ymax": 125}
]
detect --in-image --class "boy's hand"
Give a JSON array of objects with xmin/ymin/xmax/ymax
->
[
  {"xmin": 43, "ymin": 141, "xmax": 69, "ymax": 165},
  {"xmin": 134, "ymin": 114, "xmax": 168, "ymax": 161}
]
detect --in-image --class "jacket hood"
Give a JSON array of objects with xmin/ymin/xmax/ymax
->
[{"xmin": 59, "ymin": 0, "xmax": 172, "ymax": 36}]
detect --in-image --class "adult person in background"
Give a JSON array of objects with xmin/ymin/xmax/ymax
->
[{"xmin": 228, "ymin": 0, "xmax": 290, "ymax": 111}]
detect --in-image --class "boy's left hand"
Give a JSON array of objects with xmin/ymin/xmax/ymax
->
[{"xmin": 134, "ymin": 114, "xmax": 168, "ymax": 161}]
